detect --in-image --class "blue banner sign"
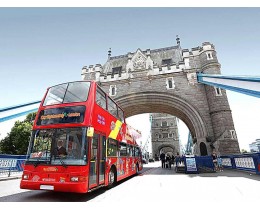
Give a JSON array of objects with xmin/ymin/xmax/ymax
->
[{"xmin": 186, "ymin": 157, "xmax": 197, "ymax": 172}]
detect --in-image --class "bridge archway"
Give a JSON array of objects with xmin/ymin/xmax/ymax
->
[
  {"xmin": 157, "ymin": 144, "xmax": 175, "ymax": 156},
  {"xmin": 115, "ymin": 91, "xmax": 208, "ymax": 155}
]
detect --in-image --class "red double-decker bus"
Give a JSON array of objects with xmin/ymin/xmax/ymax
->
[{"xmin": 20, "ymin": 81, "xmax": 143, "ymax": 193}]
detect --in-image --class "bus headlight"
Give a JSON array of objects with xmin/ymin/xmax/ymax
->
[{"xmin": 23, "ymin": 174, "xmax": 29, "ymax": 180}]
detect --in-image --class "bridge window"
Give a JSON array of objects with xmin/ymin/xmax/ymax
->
[
  {"xmin": 162, "ymin": 59, "xmax": 172, "ymax": 66},
  {"xmin": 162, "ymin": 121, "xmax": 168, "ymax": 126},
  {"xmin": 207, "ymin": 52, "xmax": 213, "ymax": 60},
  {"xmin": 162, "ymin": 133, "xmax": 168, "ymax": 138},
  {"xmin": 169, "ymin": 133, "xmax": 173, "ymax": 138},
  {"xmin": 112, "ymin": 66, "xmax": 122, "ymax": 77},
  {"xmin": 109, "ymin": 85, "xmax": 117, "ymax": 96},
  {"xmin": 214, "ymin": 87, "xmax": 222, "ymax": 96},
  {"xmin": 166, "ymin": 77, "xmax": 175, "ymax": 89},
  {"xmin": 230, "ymin": 130, "xmax": 237, "ymax": 139}
]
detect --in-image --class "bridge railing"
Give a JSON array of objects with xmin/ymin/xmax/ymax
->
[
  {"xmin": 179, "ymin": 153, "xmax": 260, "ymax": 175},
  {"xmin": 0, "ymin": 154, "xmax": 27, "ymax": 177},
  {"xmin": 221, "ymin": 153, "xmax": 260, "ymax": 175},
  {"xmin": 195, "ymin": 156, "xmax": 215, "ymax": 171}
]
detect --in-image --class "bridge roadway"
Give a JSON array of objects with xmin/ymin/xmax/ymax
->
[{"xmin": 0, "ymin": 161, "xmax": 259, "ymax": 209}]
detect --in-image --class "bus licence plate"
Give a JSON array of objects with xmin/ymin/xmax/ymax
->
[{"xmin": 40, "ymin": 185, "xmax": 54, "ymax": 190}]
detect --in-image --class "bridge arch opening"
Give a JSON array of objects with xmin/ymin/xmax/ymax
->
[
  {"xmin": 158, "ymin": 144, "xmax": 175, "ymax": 157},
  {"xmin": 116, "ymin": 91, "xmax": 209, "ymax": 155}
]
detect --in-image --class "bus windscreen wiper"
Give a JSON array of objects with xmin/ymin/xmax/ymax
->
[
  {"xmin": 59, "ymin": 156, "xmax": 67, "ymax": 168},
  {"xmin": 33, "ymin": 157, "xmax": 41, "ymax": 168}
]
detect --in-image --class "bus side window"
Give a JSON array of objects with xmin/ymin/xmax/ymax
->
[
  {"xmin": 134, "ymin": 147, "xmax": 140, "ymax": 157},
  {"xmin": 91, "ymin": 134, "xmax": 98, "ymax": 161},
  {"xmin": 107, "ymin": 97, "xmax": 118, "ymax": 118},
  {"xmin": 117, "ymin": 107, "xmax": 125, "ymax": 122},
  {"xmin": 107, "ymin": 138, "xmax": 117, "ymax": 157},
  {"xmin": 119, "ymin": 142, "xmax": 127, "ymax": 157},
  {"xmin": 96, "ymin": 88, "xmax": 107, "ymax": 110},
  {"xmin": 127, "ymin": 145, "xmax": 133, "ymax": 157}
]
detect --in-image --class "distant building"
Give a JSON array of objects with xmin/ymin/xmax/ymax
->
[
  {"xmin": 249, "ymin": 139, "xmax": 260, "ymax": 152},
  {"xmin": 150, "ymin": 113, "xmax": 180, "ymax": 158}
]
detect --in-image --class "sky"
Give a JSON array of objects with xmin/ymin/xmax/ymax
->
[{"xmin": 0, "ymin": 6, "xmax": 260, "ymax": 152}]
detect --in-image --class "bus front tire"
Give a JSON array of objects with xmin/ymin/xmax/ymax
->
[{"xmin": 135, "ymin": 164, "xmax": 139, "ymax": 175}]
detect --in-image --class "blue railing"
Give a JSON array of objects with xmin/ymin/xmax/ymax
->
[
  {"xmin": 195, "ymin": 155, "xmax": 214, "ymax": 170},
  {"xmin": 0, "ymin": 154, "xmax": 27, "ymax": 176},
  {"xmin": 221, "ymin": 153, "xmax": 260, "ymax": 175},
  {"xmin": 177, "ymin": 153, "xmax": 260, "ymax": 175}
]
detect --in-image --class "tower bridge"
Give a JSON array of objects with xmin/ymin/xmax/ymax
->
[{"xmin": 82, "ymin": 39, "xmax": 241, "ymax": 156}]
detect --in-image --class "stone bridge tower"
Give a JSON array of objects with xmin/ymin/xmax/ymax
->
[
  {"xmin": 81, "ymin": 38, "xmax": 240, "ymax": 155},
  {"xmin": 150, "ymin": 113, "xmax": 180, "ymax": 158}
]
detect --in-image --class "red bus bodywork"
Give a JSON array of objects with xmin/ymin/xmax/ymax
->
[{"xmin": 20, "ymin": 81, "xmax": 143, "ymax": 193}]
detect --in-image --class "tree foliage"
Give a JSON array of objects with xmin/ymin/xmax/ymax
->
[
  {"xmin": 0, "ymin": 112, "xmax": 36, "ymax": 155},
  {"xmin": 241, "ymin": 149, "xmax": 249, "ymax": 154}
]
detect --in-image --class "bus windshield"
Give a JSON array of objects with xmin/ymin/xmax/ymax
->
[
  {"xmin": 27, "ymin": 127, "xmax": 87, "ymax": 165},
  {"xmin": 43, "ymin": 81, "xmax": 91, "ymax": 106}
]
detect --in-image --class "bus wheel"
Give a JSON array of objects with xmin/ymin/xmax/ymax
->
[
  {"xmin": 135, "ymin": 164, "xmax": 139, "ymax": 175},
  {"xmin": 108, "ymin": 168, "xmax": 116, "ymax": 188}
]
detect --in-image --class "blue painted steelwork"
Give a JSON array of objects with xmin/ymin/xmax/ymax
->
[
  {"xmin": 197, "ymin": 73, "xmax": 260, "ymax": 98},
  {"xmin": 0, "ymin": 100, "xmax": 41, "ymax": 112},
  {"xmin": 0, "ymin": 101, "xmax": 40, "ymax": 123},
  {"xmin": 186, "ymin": 132, "xmax": 193, "ymax": 154},
  {"xmin": 0, "ymin": 108, "xmax": 38, "ymax": 123}
]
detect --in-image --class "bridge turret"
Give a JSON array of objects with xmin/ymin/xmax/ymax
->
[
  {"xmin": 199, "ymin": 42, "xmax": 240, "ymax": 155},
  {"xmin": 199, "ymin": 42, "xmax": 220, "ymax": 73},
  {"xmin": 81, "ymin": 63, "xmax": 103, "ymax": 81}
]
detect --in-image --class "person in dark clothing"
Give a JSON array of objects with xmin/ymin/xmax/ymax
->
[
  {"xmin": 160, "ymin": 152, "xmax": 166, "ymax": 168},
  {"xmin": 166, "ymin": 154, "xmax": 171, "ymax": 169},
  {"xmin": 171, "ymin": 155, "xmax": 175, "ymax": 167},
  {"xmin": 212, "ymin": 152, "xmax": 218, "ymax": 171},
  {"xmin": 56, "ymin": 140, "xmax": 67, "ymax": 157},
  {"xmin": 175, "ymin": 153, "xmax": 180, "ymax": 166}
]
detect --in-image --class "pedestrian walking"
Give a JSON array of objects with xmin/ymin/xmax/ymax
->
[
  {"xmin": 212, "ymin": 151, "xmax": 218, "ymax": 171},
  {"xmin": 166, "ymin": 154, "xmax": 171, "ymax": 169},
  {"xmin": 217, "ymin": 154, "xmax": 223, "ymax": 171},
  {"xmin": 160, "ymin": 152, "xmax": 166, "ymax": 168}
]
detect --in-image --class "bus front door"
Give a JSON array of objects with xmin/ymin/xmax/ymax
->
[{"xmin": 89, "ymin": 133, "xmax": 106, "ymax": 188}]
